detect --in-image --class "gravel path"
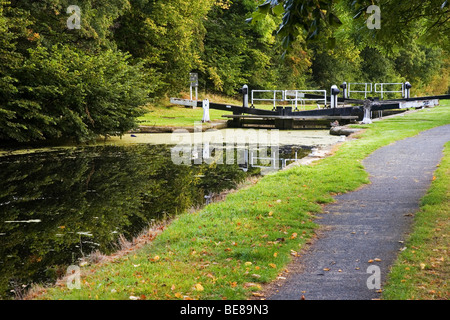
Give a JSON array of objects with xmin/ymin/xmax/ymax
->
[{"xmin": 268, "ymin": 124, "xmax": 450, "ymax": 300}]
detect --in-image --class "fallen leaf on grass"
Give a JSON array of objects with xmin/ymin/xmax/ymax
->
[
  {"xmin": 290, "ymin": 233, "xmax": 298, "ymax": 240},
  {"xmin": 195, "ymin": 283, "xmax": 204, "ymax": 291},
  {"xmin": 269, "ymin": 263, "xmax": 276, "ymax": 268},
  {"xmin": 149, "ymin": 255, "xmax": 160, "ymax": 262},
  {"xmin": 174, "ymin": 292, "xmax": 183, "ymax": 299}
]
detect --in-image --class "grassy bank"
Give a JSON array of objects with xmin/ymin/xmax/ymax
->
[
  {"xmin": 138, "ymin": 94, "xmax": 240, "ymax": 127},
  {"xmin": 382, "ymin": 141, "xmax": 450, "ymax": 300},
  {"xmin": 36, "ymin": 102, "xmax": 450, "ymax": 300}
]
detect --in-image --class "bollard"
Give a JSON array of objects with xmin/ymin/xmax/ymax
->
[
  {"xmin": 404, "ymin": 82, "xmax": 411, "ymax": 99},
  {"xmin": 340, "ymin": 82, "xmax": 348, "ymax": 99},
  {"xmin": 330, "ymin": 85, "xmax": 340, "ymax": 108},
  {"xmin": 239, "ymin": 85, "xmax": 249, "ymax": 108},
  {"xmin": 202, "ymin": 99, "xmax": 210, "ymax": 122}
]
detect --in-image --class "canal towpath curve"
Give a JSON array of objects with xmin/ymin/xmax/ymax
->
[{"xmin": 267, "ymin": 124, "xmax": 450, "ymax": 300}]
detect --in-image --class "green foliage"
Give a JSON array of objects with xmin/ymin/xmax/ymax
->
[
  {"xmin": 249, "ymin": 0, "xmax": 449, "ymax": 95},
  {"xmin": 350, "ymin": 0, "xmax": 450, "ymax": 51},
  {"xmin": 1, "ymin": 0, "xmax": 448, "ymax": 143},
  {"xmin": 0, "ymin": 1, "xmax": 151, "ymax": 143},
  {"xmin": 114, "ymin": 0, "xmax": 216, "ymax": 95},
  {"xmin": 250, "ymin": 0, "xmax": 342, "ymax": 52}
]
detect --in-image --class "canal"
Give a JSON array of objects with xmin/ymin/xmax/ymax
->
[{"xmin": 0, "ymin": 129, "xmax": 342, "ymax": 299}]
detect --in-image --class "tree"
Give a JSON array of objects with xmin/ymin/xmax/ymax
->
[
  {"xmin": 114, "ymin": 0, "xmax": 216, "ymax": 95},
  {"xmin": 0, "ymin": 1, "xmax": 153, "ymax": 143},
  {"xmin": 251, "ymin": 0, "xmax": 449, "ymax": 52},
  {"xmin": 249, "ymin": 0, "xmax": 342, "ymax": 54}
]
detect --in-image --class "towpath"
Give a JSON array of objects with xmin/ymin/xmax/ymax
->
[{"xmin": 268, "ymin": 124, "xmax": 450, "ymax": 300}]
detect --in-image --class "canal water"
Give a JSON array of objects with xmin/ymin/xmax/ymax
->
[{"xmin": 0, "ymin": 128, "xmax": 345, "ymax": 299}]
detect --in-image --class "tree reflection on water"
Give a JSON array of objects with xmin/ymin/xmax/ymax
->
[{"xmin": 0, "ymin": 143, "xmax": 307, "ymax": 298}]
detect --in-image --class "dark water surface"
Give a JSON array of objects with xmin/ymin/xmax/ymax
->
[{"xmin": 0, "ymin": 144, "xmax": 309, "ymax": 299}]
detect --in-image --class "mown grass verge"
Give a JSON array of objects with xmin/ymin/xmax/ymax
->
[
  {"xmin": 137, "ymin": 93, "xmax": 240, "ymax": 126},
  {"xmin": 36, "ymin": 102, "xmax": 450, "ymax": 300},
  {"xmin": 382, "ymin": 141, "xmax": 450, "ymax": 300}
]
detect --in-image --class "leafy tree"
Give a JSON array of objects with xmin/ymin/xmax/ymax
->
[
  {"xmin": 249, "ymin": 0, "xmax": 342, "ymax": 53},
  {"xmin": 0, "ymin": 1, "xmax": 152, "ymax": 143},
  {"xmin": 114, "ymin": 0, "xmax": 216, "ymax": 95},
  {"xmin": 350, "ymin": 0, "xmax": 450, "ymax": 51},
  {"xmin": 202, "ymin": 0, "xmax": 313, "ymax": 94}
]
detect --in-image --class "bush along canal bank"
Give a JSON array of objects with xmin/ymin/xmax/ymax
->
[{"xmin": 31, "ymin": 102, "xmax": 450, "ymax": 300}]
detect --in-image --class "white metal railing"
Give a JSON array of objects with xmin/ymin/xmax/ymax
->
[
  {"xmin": 251, "ymin": 90, "xmax": 285, "ymax": 110},
  {"xmin": 374, "ymin": 83, "xmax": 405, "ymax": 99},
  {"xmin": 250, "ymin": 89, "xmax": 327, "ymax": 110},
  {"xmin": 347, "ymin": 83, "xmax": 373, "ymax": 98},
  {"xmin": 284, "ymin": 90, "xmax": 327, "ymax": 110}
]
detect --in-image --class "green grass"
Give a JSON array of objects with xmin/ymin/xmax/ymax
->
[
  {"xmin": 36, "ymin": 102, "xmax": 450, "ymax": 300},
  {"xmin": 137, "ymin": 105, "xmax": 226, "ymax": 127},
  {"xmin": 382, "ymin": 141, "xmax": 450, "ymax": 300},
  {"xmin": 138, "ymin": 94, "xmax": 240, "ymax": 127}
]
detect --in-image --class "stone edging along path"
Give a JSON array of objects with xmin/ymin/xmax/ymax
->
[{"xmin": 266, "ymin": 123, "xmax": 450, "ymax": 300}]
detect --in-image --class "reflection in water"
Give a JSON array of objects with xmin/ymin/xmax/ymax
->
[{"xmin": 0, "ymin": 144, "xmax": 309, "ymax": 299}]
